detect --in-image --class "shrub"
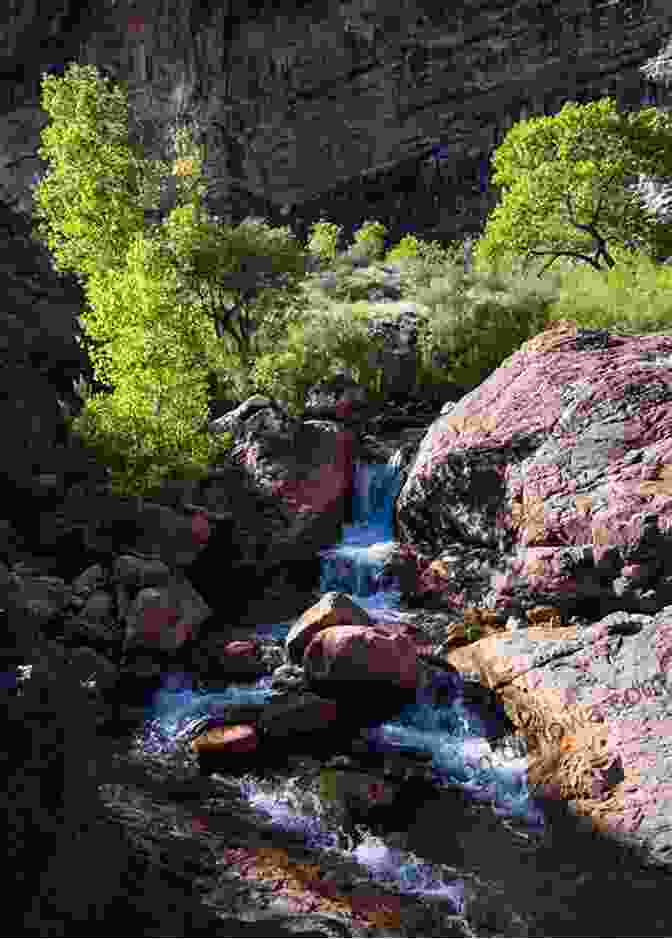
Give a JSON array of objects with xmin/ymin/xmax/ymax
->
[
  {"xmin": 542, "ymin": 245, "xmax": 672, "ymax": 335},
  {"xmin": 351, "ymin": 219, "xmax": 388, "ymax": 261},
  {"xmin": 68, "ymin": 381, "xmax": 235, "ymax": 498},
  {"xmin": 250, "ymin": 299, "xmax": 387, "ymax": 415},
  {"xmin": 306, "ymin": 219, "xmax": 344, "ymax": 263},
  {"xmin": 413, "ymin": 263, "xmax": 560, "ymax": 392}
]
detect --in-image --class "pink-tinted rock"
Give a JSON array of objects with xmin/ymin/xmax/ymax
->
[
  {"xmin": 190, "ymin": 724, "xmax": 258, "ymax": 755},
  {"xmin": 224, "ymin": 640, "xmax": 258, "ymax": 657},
  {"xmin": 123, "ymin": 574, "xmax": 211, "ymax": 652},
  {"xmin": 207, "ymin": 399, "xmax": 356, "ymax": 569},
  {"xmin": 396, "ymin": 320, "xmax": 672, "ymax": 622},
  {"xmin": 286, "ymin": 592, "xmax": 373, "ymax": 665},
  {"xmin": 370, "ymin": 620, "xmax": 434, "ymax": 657},
  {"xmin": 303, "ymin": 625, "xmax": 419, "ymax": 689},
  {"xmin": 190, "ymin": 512, "xmax": 211, "ymax": 545},
  {"xmin": 445, "ymin": 609, "xmax": 672, "ymax": 865},
  {"xmin": 190, "ymin": 635, "xmax": 265, "ymax": 677}
]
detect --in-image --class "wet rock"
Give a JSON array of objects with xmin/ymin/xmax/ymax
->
[
  {"xmin": 272, "ymin": 663, "xmax": 308, "ymax": 691},
  {"xmin": 258, "ymin": 691, "xmax": 339, "ymax": 739},
  {"xmin": 190, "ymin": 724, "xmax": 259, "ymax": 756},
  {"xmin": 303, "ymin": 625, "xmax": 419, "ymax": 691},
  {"xmin": 286, "ymin": 592, "xmax": 374, "ymax": 665},
  {"xmin": 191, "ymin": 636, "xmax": 266, "ymax": 678},
  {"xmin": 445, "ymin": 607, "xmax": 672, "ymax": 866},
  {"xmin": 319, "ymin": 766, "xmax": 400, "ymax": 813}
]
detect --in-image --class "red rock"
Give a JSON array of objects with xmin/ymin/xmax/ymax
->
[
  {"xmin": 123, "ymin": 579, "xmax": 211, "ymax": 652},
  {"xmin": 303, "ymin": 625, "xmax": 418, "ymax": 689},
  {"xmin": 195, "ymin": 636, "xmax": 264, "ymax": 676},
  {"xmin": 190, "ymin": 512, "xmax": 211, "ymax": 545},
  {"xmin": 286, "ymin": 592, "xmax": 373, "ymax": 665},
  {"xmin": 190, "ymin": 724, "xmax": 258, "ymax": 755},
  {"xmin": 396, "ymin": 319, "xmax": 672, "ymax": 620},
  {"xmin": 445, "ymin": 612, "xmax": 672, "ymax": 860},
  {"xmin": 223, "ymin": 640, "xmax": 259, "ymax": 657}
]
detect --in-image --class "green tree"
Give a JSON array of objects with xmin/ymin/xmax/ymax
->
[
  {"xmin": 31, "ymin": 62, "xmax": 172, "ymax": 285},
  {"xmin": 29, "ymin": 61, "xmax": 312, "ymax": 495},
  {"xmin": 473, "ymin": 97, "xmax": 672, "ymax": 277},
  {"xmin": 154, "ymin": 208, "xmax": 311, "ymax": 397}
]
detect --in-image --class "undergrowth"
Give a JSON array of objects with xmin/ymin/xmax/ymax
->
[{"xmin": 69, "ymin": 216, "xmax": 672, "ymax": 496}]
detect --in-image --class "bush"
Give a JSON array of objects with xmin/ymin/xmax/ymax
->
[
  {"xmin": 68, "ymin": 383, "xmax": 235, "ymax": 498},
  {"xmin": 350, "ymin": 219, "xmax": 389, "ymax": 261},
  {"xmin": 541, "ymin": 246, "xmax": 672, "ymax": 335},
  {"xmin": 306, "ymin": 219, "xmax": 344, "ymax": 263},
  {"xmin": 413, "ymin": 263, "xmax": 560, "ymax": 392},
  {"xmin": 250, "ymin": 299, "xmax": 387, "ymax": 415}
]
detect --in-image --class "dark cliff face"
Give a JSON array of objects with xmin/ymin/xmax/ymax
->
[
  {"xmin": 0, "ymin": 198, "xmax": 91, "ymax": 401},
  {"xmin": 0, "ymin": 2, "xmax": 669, "ymax": 471},
  {"xmin": 1, "ymin": 0, "xmax": 672, "ymax": 253}
]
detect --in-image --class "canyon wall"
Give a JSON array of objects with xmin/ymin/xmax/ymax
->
[{"xmin": 1, "ymin": 0, "xmax": 672, "ymax": 250}]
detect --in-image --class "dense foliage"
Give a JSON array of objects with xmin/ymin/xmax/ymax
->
[
  {"xmin": 31, "ymin": 62, "xmax": 310, "ymax": 496},
  {"xmin": 473, "ymin": 97, "xmax": 672, "ymax": 276},
  {"xmin": 31, "ymin": 67, "xmax": 672, "ymax": 498}
]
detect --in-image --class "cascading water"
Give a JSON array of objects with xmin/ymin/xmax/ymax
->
[
  {"xmin": 318, "ymin": 460, "xmax": 403, "ymax": 613},
  {"xmin": 141, "ymin": 457, "xmax": 546, "ymax": 915},
  {"xmin": 318, "ymin": 460, "xmax": 545, "ymax": 829}
]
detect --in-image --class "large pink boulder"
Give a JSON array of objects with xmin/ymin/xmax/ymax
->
[
  {"xmin": 396, "ymin": 320, "xmax": 672, "ymax": 622},
  {"xmin": 445, "ymin": 607, "xmax": 672, "ymax": 866},
  {"xmin": 286, "ymin": 592, "xmax": 373, "ymax": 665},
  {"xmin": 303, "ymin": 625, "xmax": 419, "ymax": 689}
]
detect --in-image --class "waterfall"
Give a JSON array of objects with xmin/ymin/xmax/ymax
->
[
  {"xmin": 143, "ymin": 457, "xmax": 546, "ymax": 906},
  {"xmin": 318, "ymin": 460, "xmax": 403, "ymax": 612}
]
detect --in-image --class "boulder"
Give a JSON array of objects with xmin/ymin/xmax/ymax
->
[
  {"xmin": 56, "ymin": 490, "xmax": 212, "ymax": 572},
  {"xmin": 445, "ymin": 608, "xmax": 672, "ymax": 865},
  {"xmin": 257, "ymin": 691, "xmax": 338, "ymax": 739},
  {"xmin": 397, "ymin": 320, "xmax": 672, "ymax": 623},
  {"xmin": 207, "ymin": 394, "xmax": 274, "ymax": 435},
  {"xmin": 201, "ymin": 402, "xmax": 356, "ymax": 577},
  {"xmin": 271, "ymin": 663, "xmax": 307, "ymax": 691},
  {"xmin": 190, "ymin": 636, "xmax": 266, "ymax": 678},
  {"xmin": 303, "ymin": 625, "xmax": 419, "ymax": 690},
  {"xmin": 70, "ymin": 563, "xmax": 108, "ymax": 599},
  {"xmin": 129, "ymin": 502, "xmax": 212, "ymax": 568},
  {"xmin": 64, "ymin": 589, "xmax": 120, "ymax": 650},
  {"xmin": 190, "ymin": 723, "xmax": 258, "ymax": 756},
  {"xmin": 286, "ymin": 592, "xmax": 374, "ymax": 665},
  {"xmin": 123, "ymin": 572, "xmax": 212, "ymax": 653}
]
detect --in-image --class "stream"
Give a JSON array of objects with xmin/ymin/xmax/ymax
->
[{"xmin": 100, "ymin": 454, "xmax": 672, "ymax": 936}]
